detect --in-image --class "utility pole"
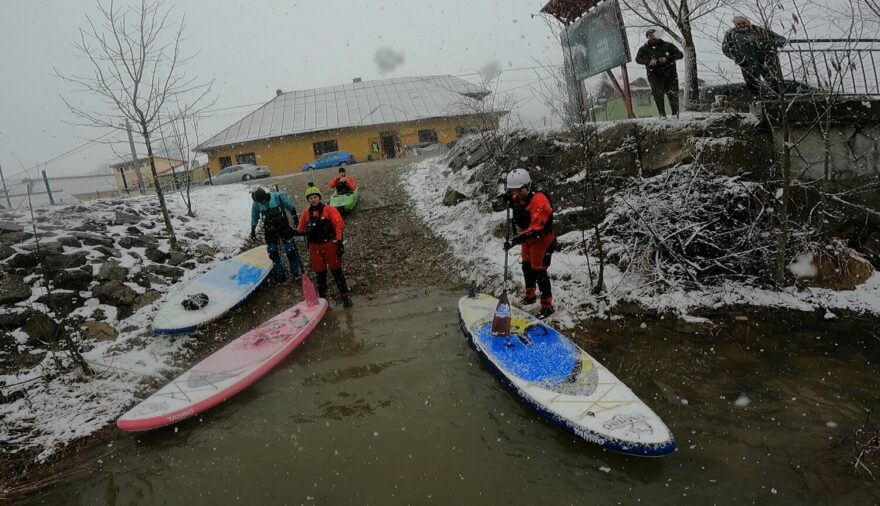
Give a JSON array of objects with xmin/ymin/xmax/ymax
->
[
  {"xmin": 0, "ymin": 162, "xmax": 12, "ymax": 208},
  {"xmin": 125, "ymin": 118, "xmax": 147, "ymax": 194}
]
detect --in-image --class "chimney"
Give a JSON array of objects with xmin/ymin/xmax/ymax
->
[
  {"xmin": 352, "ymin": 77, "xmax": 362, "ymax": 84},
  {"xmin": 276, "ymin": 89, "xmax": 283, "ymax": 96}
]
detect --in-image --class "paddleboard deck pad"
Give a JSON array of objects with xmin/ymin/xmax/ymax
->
[
  {"xmin": 119, "ymin": 298, "xmax": 328, "ymax": 431},
  {"xmin": 152, "ymin": 246, "xmax": 273, "ymax": 334},
  {"xmin": 458, "ymin": 293, "xmax": 676, "ymax": 456}
]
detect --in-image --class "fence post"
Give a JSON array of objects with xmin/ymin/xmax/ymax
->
[
  {"xmin": 0, "ymin": 162, "xmax": 11, "ymax": 208},
  {"xmin": 42, "ymin": 170, "xmax": 55, "ymax": 206}
]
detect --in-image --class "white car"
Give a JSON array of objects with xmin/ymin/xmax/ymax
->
[{"xmin": 206, "ymin": 164, "xmax": 270, "ymax": 185}]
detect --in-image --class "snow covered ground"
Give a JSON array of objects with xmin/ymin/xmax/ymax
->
[
  {"xmin": 402, "ymin": 157, "xmax": 880, "ymax": 327},
  {"xmin": 1, "ymin": 184, "xmax": 252, "ymax": 461}
]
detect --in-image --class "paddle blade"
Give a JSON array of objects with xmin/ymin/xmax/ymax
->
[
  {"xmin": 302, "ymin": 274, "xmax": 319, "ymax": 307},
  {"xmin": 491, "ymin": 292, "xmax": 512, "ymax": 336}
]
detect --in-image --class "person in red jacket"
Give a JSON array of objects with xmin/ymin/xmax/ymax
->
[
  {"xmin": 296, "ymin": 183, "xmax": 353, "ymax": 307},
  {"xmin": 503, "ymin": 168, "xmax": 557, "ymax": 318},
  {"xmin": 328, "ymin": 167, "xmax": 358, "ymax": 194}
]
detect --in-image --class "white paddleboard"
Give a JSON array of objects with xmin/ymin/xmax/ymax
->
[
  {"xmin": 152, "ymin": 246, "xmax": 273, "ymax": 334},
  {"xmin": 458, "ymin": 293, "xmax": 676, "ymax": 456}
]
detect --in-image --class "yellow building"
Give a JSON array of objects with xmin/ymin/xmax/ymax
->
[{"xmin": 196, "ymin": 75, "xmax": 505, "ymax": 177}]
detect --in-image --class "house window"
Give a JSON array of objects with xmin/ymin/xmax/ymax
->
[
  {"xmin": 312, "ymin": 140, "xmax": 338, "ymax": 157},
  {"xmin": 418, "ymin": 129, "xmax": 438, "ymax": 143},
  {"xmin": 236, "ymin": 152, "xmax": 257, "ymax": 165},
  {"xmin": 219, "ymin": 156, "xmax": 232, "ymax": 169}
]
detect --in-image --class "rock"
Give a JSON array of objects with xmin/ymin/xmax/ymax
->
[
  {"xmin": 805, "ymin": 247, "xmax": 874, "ymax": 290},
  {"xmin": 6, "ymin": 251, "xmax": 39, "ymax": 269},
  {"xmin": 638, "ymin": 123, "xmax": 701, "ymax": 174},
  {"xmin": 43, "ymin": 251, "xmax": 88, "ymax": 271},
  {"xmin": 90, "ymin": 308, "xmax": 108, "ymax": 321},
  {"xmin": 0, "ymin": 230, "xmax": 32, "ymax": 243},
  {"xmin": 184, "ymin": 230, "xmax": 203, "ymax": 240},
  {"xmin": 180, "ymin": 261, "xmax": 197, "ymax": 270},
  {"xmin": 20, "ymin": 312, "xmax": 58, "ymax": 345},
  {"xmin": 117, "ymin": 237, "xmax": 134, "ymax": 249},
  {"xmin": 36, "ymin": 291, "xmax": 84, "ymax": 315},
  {"xmin": 167, "ymin": 250, "xmax": 189, "ymax": 266},
  {"xmin": 51, "ymin": 268, "xmax": 93, "ymax": 292},
  {"xmin": 81, "ymin": 321, "xmax": 118, "ymax": 341},
  {"xmin": 133, "ymin": 290, "xmax": 161, "ymax": 310},
  {"xmin": 91, "ymin": 280, "xmax": 138, "ymax": 307},
  {"xmin": 442, "ymin": 189, "xmax": 469, "ymax": 206},
  {"xmin": 0, "ymin": 309, "xmax": 37, "ymax": 331},
  {"xmin": 0, "ymin": 245, "xmax": 14, "ymax": 260},
  {"xmin": 195, "ymin": 244, "xmax": 216, "ymax": 258},
  {"xmin": 141, "ymin": 264, "xmax": 184, "ymax": 280},
  {"xmin": 114, "ymin": 210, "xmax": 141, "ymax": 225},
  {"xmin": 0, "ymin": 221, "xmax": 24, "ymax": 232},
  {"xmin": 73, "ymin": 232, "xmax": 114, "ymax": 247},
  {"xmin": 19, "ymin": 241, "xmax": 64, "ymax": 254},
  {"xmin": 94, "ymin": 245, "xmax": 122, "ymax": 258},
  {"xmin": 57, "ymin": 236, "xmax": 83, "ymax": 248},
  {"xmin": 145, "ymin": 247, "xmax": 168, "ymax": 264},
  {"xmin": 97, "ymin": 262, "xmax": 129, "ymax": 282},
  {"xmin": 72, "ymin": 222, "xmax": 102, "ymax": 232},
  {"xmin": 0, "ymin": 273, "xmax": 31, "ymax": 304},
  {"xmin": 135, "ymin": 234, "xmax": 159, "ymax": 247},
  {"xmin": 125, "ymin": 226, "xmax": 143, "ymax": 235},
  {"xmin": 140, "ymin": 221, "xmax": 156, "ymax": 229},
  {"xmin": 146, "ymin": 273, "xmax": 168, "ymax": 286}
]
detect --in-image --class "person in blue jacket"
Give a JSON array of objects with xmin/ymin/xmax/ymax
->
[{"xmin": 250, "ymin": 187, "xmax": 301, "ymax": 282}]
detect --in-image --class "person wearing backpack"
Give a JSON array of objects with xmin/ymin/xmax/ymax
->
[
  {"xmin": 328, "ymin": 167, "xmax": 358, "ymax": 194},
  {"xmin": 296, "ymin": 183, "xmax": 353, "ymax": 307},
  {"xmin": 250, "ymin": 187, "xmax": 300, "ymax": 283}
]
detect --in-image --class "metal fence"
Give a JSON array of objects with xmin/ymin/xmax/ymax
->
[
  {"xmin": 780, "ymin": 38, "xmax": 880, "ymax": 97},
  {"xmin": 0, "ymin": 170, "xmax": 210, "ymax": 211}
]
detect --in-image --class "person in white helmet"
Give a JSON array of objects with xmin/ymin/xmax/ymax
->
[{"xmin": 503, "ymin": 168, "xmax": 557, "ymax": 318}]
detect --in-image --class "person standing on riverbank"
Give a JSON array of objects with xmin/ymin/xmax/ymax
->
[
  {"xmin": 250, "ymin": 187, "xmax": 300, "ymax": 283},
  {"xmin": 296, "ymin": 183, "xmax": 353, "ymax": 307},
  {"xmin": 503, "ymin": 168, "xmax": 557, "ymax": 319}
]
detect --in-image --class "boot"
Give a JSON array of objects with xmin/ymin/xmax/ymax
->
[
  {"xmin": 341, "ymin": 294, "xmax": 353, "ymax": 308},
  {"xmin": 520, "ymin": 287, "xmax": 537, "ymax": 305},
  {"xmin": 537, "ymin": 306, "xmax": 555, "ymax": 319},
  {"xmin": 331, "ymin": 268, "xmax": 350, "ymax": 294}
]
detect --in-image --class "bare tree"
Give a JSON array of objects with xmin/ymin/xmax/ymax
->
[
  {"xmin": 621, "ymin": 0, "xmax": 729, "ymax": 109},
  {"xmin": 57, "ymin": 0, "xmax": 212, "ymax": 249},
  {"xmin": 158, "ymin": 107, "xmax": 201, "ymax": 217}
]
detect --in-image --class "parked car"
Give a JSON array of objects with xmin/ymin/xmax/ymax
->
[
  {"xmin": 302, "ymin": 151, "xmax": 356, "ymax": 171},
  {"xmin": 205, "ymin": 164, "xmax": 270, "ymax": 185}
]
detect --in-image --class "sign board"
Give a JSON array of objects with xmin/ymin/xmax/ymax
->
[{"xmin": 561, "ymin": 0, "xmax": 630, "ymax": 80}]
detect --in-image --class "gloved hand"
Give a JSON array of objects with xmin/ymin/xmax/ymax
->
[
  {"xmin": 336, "ymin": 240, "xmax": 344, "ymax": 257},
  {"xmin": 250, "ymin": 228, "xmax": 257, "ymax": 241},
  {"xmin": 503, "ymin": 240, "xmax": 514, "ymax": 251},
  {"xmin": 510, "ymin": 234, "xmax": 525, "ymax": 247}
]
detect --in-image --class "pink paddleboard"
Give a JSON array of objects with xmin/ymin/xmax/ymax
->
[{"xmin": 117, "ymin": 298, "xmax": 328, "ymax": 431}]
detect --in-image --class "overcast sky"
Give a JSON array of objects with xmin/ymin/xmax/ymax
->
[{"xmin": 0, "ymin": 0, "xmax": 859, "ymax": 180}]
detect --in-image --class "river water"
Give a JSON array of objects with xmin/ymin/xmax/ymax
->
[{"xmin": 32, "ymin": 289, "xmax": 880, "ymax": 505}]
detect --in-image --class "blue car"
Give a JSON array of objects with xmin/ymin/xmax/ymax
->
[{"xmin": 302, "ymin": 151, "xmax": 356, "ymax": 171}]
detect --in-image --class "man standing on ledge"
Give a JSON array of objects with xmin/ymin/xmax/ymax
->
[
  {"xmin": 635, "ymin": 28, "xmax": 683, "ymax": 119},
  {"xmin": 722, "ymin": 16, "xmax": 786, "ymax": 96}
]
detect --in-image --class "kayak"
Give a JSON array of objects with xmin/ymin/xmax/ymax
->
[{"xmin": 329, "ymin": 188, "xmax": 360, "ymax": 212}]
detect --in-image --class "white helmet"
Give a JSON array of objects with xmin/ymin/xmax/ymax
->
[{"xmin": 506, "ymin": 168, "xmax": 531, "ymax": 190}]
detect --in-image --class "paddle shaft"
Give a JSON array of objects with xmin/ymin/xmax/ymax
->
[{"xmin": 503, "ymin": 204, "xmax": 510, "ymax": 293}]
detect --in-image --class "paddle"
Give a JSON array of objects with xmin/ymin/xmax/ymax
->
[
  {"xmin": 289, "ymin": 234, "xmax": 319, "ymax": 307},
  {"xmin": 491, "ymin": 204, "xmax": 512, "ymax": 336}
]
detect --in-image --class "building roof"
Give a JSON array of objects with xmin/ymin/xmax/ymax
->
[{"xmin": 197, "ymin": 75, "xmax": 493, "ymax": 151}]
